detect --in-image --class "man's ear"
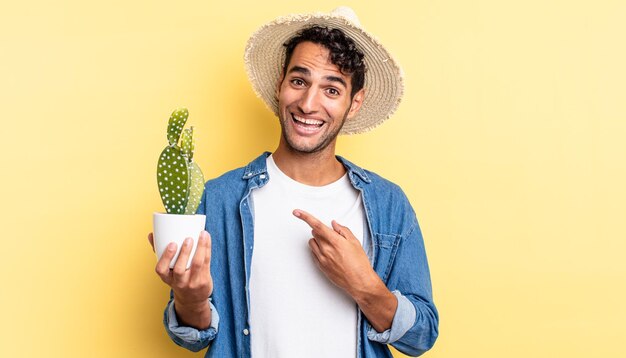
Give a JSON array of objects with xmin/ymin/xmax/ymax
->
[{"xmin": 346, "ymin": 88, "xmax": 365, "ymax": 119}]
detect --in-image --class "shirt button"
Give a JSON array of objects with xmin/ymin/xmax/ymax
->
[
  {"xmin": 259, "ymin": 174, "xmax": 266, "ymax": 179},
  {"xmin": 243, "ymin": 328, "xmax": 249, "ymax": 336}
]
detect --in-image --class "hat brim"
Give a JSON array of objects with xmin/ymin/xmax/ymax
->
[{"xmin": 244, "ymin": 11, "xmax": 404, "ymax": 135}]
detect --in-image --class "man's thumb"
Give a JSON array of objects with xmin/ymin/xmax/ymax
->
[{"xmin": 331, "ymin": 220, "xmax": 349, "ymax": 238}]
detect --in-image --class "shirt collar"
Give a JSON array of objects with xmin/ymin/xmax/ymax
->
[
  {"xmin": 242, "ymin": 151, "xmax": 371, "ymax": 185},
  {"xmin": 336, "ymin": 155, "xmax": 371, "ymax": 184},
  {"xmin": 241, "ymin": 152, "xmax": 271, "ymax": 180}
]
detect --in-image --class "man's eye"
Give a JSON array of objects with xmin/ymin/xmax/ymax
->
[
  {"xmin": 291, "ymin": 79, "xmax": 305, "ymax": 86},
  {"xmin": 327, "ymin": 88, "xmax": 340, "ymax": 96}
]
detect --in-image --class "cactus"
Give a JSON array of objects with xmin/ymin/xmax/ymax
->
[{"xmin": 157, "ymin": 108, "xmax": 205, "ymax": 215}]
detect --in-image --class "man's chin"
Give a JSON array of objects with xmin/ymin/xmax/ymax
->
[
  {"xmin": 284, "ymin": 136, "xmax": 327, "ymax": 154},
  {"xmin": 287, "ymin": 143, "xmax": 322, "ymax": 154},
  {"xmin": 279, "ymin": 121, "xmax": 339, "ymax": 154}
]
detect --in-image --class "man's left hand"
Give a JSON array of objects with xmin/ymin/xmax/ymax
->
[
  {"xmin": 293, "ymin": 209, "xmax": 398, "ymax": 332},
  {"xmin": 293, "ymin": 209, "xmax": 376, "ymax": 297}
]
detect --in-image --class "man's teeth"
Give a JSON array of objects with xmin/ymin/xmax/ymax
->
[{"xmin": 293, "ymin": 115, "xmax": 323, "ymax": 126}]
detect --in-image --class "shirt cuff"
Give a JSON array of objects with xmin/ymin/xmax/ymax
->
[
  {"xmin": 367, "ymin": 290, "xmax": 416, "ymax": 344},
  {"xmin": 165, "ymin": 298, "xmax": 219, "ymax": 344}
]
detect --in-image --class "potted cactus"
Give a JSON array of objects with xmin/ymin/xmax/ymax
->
[{"xmin": 153, "ymin": 108, "xmax": 206, "ymax": 268}]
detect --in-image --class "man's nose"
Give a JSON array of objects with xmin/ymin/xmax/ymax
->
[{"xmin": 297, "ymin": 87, "xmax": 320, "ymax": 114}]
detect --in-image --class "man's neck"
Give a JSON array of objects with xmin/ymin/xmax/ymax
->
[{"xmin": 272, "ymin": 141, "xmax": 346, "ymax": 187}]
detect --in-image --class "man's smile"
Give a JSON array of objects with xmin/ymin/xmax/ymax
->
[{"xmin": 291, "ymin": 113, "xmax": 325, "ymax": 134}]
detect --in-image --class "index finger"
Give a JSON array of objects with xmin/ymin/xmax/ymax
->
[
  {"xmin": 155, "ymin": 242, "xmax": 176, "ymax": 280},
  {"xmin": 293, "ymin": 209, "xmax": 330, "ymax": 232}
]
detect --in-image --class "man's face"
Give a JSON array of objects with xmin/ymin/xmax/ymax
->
[{"xmin": 276, "ymin": 41, "xmax": 364, "ymax": 154}]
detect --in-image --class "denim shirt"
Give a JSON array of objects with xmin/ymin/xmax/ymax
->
[{"xmin": 163, "ymin": 152, "xmax": 439, "ymax": 357}]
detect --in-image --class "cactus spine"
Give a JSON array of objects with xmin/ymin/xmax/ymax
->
[{"xmin": 157, "ymin": 108, "xmax": 205, "ymax": 215}]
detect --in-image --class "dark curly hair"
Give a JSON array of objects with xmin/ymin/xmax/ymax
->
[{"xmin": 283, "ymin": 26, "xmax": 366, "ymax": 98}]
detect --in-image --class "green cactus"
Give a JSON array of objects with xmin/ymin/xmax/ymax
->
[{"xmin": 157, "ymin": 108, "xmax": 205, "ymax": 215}]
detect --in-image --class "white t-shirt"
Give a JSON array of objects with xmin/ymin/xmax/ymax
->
[{"xmin": 248, "ymin": 155, "xmax": 368, "ymax": 358}]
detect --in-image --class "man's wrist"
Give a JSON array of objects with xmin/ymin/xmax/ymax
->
[
  {"xmin": 173, "ymin": 294, "xmax": 212, "ymax": 329},
  {"xmin": 174, "ymin": 293, "xmax": 209, "ymax": 311},
  {"xmin": 348, "ymin": 269, "xmax": 384, "ymax": 304},
  {"xmin": 348, "ymin": 270, "xmax": 397, "ymax": 332}
]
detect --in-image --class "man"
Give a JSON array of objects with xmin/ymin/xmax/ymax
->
[{"xmin": 148, "ymin": 7, "xmax": 438, "ymax": 358}]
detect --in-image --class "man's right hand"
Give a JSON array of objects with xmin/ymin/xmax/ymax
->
[{"xmin": 148, "ymin": 230, "xmax": 214, "ymax": 330}]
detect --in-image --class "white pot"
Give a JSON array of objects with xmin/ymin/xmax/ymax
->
[{"xmin": 153, "ymin": 212, "xmax": 207, "ymax": 269}]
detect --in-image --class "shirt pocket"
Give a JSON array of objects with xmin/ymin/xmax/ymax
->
[{"xmin": 373, "ymin": 233, "xmax": 401, "ymax": 283}]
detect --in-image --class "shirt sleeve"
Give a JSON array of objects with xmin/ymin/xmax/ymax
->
[
  {"xmin": 163, "ymin": 295, "xmax": 219, "ymax": 352},
  {"xmin": 366, "ymin": 290, "xmax": 416, "ymax": 343},
  {"xmin": 385, "ymin": 219, "xmax": 439, "ymax": 356}
]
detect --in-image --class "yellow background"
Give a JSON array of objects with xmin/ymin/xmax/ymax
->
[{"xmin": 1, "ymin": 0, "xmax": 624, "ymax": 357}]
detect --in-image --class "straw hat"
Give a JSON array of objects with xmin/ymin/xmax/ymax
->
[{"xmin": 244, "ymin": 6, "xmax": 404, "ymax": 135}]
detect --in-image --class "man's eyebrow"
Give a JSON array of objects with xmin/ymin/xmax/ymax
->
[
  {"xmin": 324, "ymin": 75, "xmax": 347, "ymax": 88},
  {"xmin": 288, "ymin": 66, "xmax": 310, "ymax": 76}
]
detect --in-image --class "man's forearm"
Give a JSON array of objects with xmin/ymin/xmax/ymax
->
[
  {"xmin": 173, "ymin": 294, "xmax": 212, "ymax": 330},
  {"xmin": 349, "ymin": 271, "xmax": 398, "ymax": 332}
]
